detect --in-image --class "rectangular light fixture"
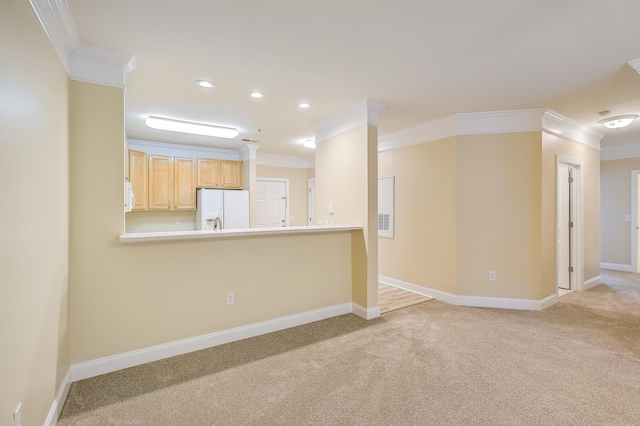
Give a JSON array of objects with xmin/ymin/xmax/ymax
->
[{"xmin": 145, "ymin": 116, "xmax": 239, "ymax": 139}]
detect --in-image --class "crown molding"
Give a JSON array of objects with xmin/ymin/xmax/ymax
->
[
  {"xmin": 238, "ymin": 144, "xmax": 261, "ymax": 161},
  {"xmin": 29, "ymin": 0, "xmax": 134, "ymax": 89},
  {"xmin": 629, "ymin": 58, "xmax": 640, "ymax": 74},
  {"xmin": 256, "ymin": 152, "xmax": 314, "ymax": 169},
  {"xmin": 312, "ymin": 100, "xmax": 386, "ymax": 143},
  {"xmin": 127, "ymin": 139, "xmax": 241, "ymax": 161},
  {"xmin": 600, "ymin": 142, "xmax": 640, "ymax": 160},
  {"xmin": 541, "ymin": 109, "xmax": 603, "ymax": 150},
  {"xmin": 379, "ymin": 109, "xmax": 603, "ymax": 152}
]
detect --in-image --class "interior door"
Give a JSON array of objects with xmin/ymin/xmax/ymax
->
[
  {"xmin": 308, "ymin": 179, "xmax": 316, "ymax": 225},
  {"xmin": 557, "ymin": 164, "xmax": 575, "ymax": 291},
  {"xmin": 256, "ymin": 180, "xmax": 287, "ymax": 228}
]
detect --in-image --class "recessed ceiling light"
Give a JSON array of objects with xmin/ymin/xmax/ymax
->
[
  {"xmin": 196, "ymin": 80, "xmax": 215, "ymax": 88},
  {"xmin": 599, "ymin": 114, "xmax": 638, "ymax": 129},
  {"xmin": 145, "ymin": 116, "xmax": 239, "ymax": 139},
  {"xmin": 298, "ymin": 103, "xmax": 310, "ymax": 109},
  {"xmin": 303, "ymin": 139, "xmax": 316, "ymax": 149},
  {"xmin": 249, "ymin": 91, "xmax": 263, "ymax": 98}
]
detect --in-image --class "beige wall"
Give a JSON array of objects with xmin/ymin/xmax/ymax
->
[
  {"xmin": 378, "ymin": 137, "xmax": 458, "ymax": 293},
  {"xmin": 68, "ymin": 81, "xmax": 354, "ymax": 363},
  {"xmin": 315, "ymin": 126, "xmax": 378, "ymax": 308},
  {"xmin": 0, "ymin": 0, "xmax": 70, "ymax": 424},
  {"xmin": 257, "ymin": 165, "xmax": 310, "ymax": 226},
  {"xmin": 600, "ymin": 158, "xmax": 640, "ymax": 266},
  {"xmin": 457, "ymin": 132, "xmax": 542, "ymax": 299},
  {"xmin": 379, "ymin": 130, "xmax": 601, "ymax": 301}
]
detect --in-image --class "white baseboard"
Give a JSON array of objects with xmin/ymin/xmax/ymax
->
[
  {"xmin": 352, "ymin": 303, "xmax": 380, "ymax": 320},
  {"xmin": 583, "ymin": 275, "xmax": 602, "ymax": 290},
  {"xmin": 379, "ymin": 275, "xmax": 555, "ymax": 311},
  {"xmin": 601, "ymin": 263, "xmax": 633, "ymax": 272},
  {"xmin": 71, "ymin": 303, "xmax": 353, "ymax": 382},
  {"xmin": 44, "ymin": 369, "xmax": 71, "ymax": 426}
]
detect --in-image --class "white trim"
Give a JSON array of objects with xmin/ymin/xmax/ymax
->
[
  {"xmin": 69, "ymin": 44, "xmax": 135, "ymax": 89},
  {"xmin": 583, "ymin": 275, "xmax": 602, "ymax": 290},
  {"xmin": 127, "ymin": 139, "xmax": 241, "ymax": 160},
  {"xmin": 44, "ymin": 369, "xmax": 71, "ymax": 426},
  {"xmin": 308, "ymin": 178, "xmax": 316, "ymax": 226},
  {"xmin": 629, "ymin": 58, "xmax": 640, "ymax": 74},
  {"xmin": 379, "ymin": 276, "xmax": 556, "ymax": 311},
  {"xmin": 378, "ymin": 109, "xmax": 603, "ymax": 153},
  {"xmin": 601, "ymin": 143, "xmax": 640, "ymax": 160},
  {"xmin": 238, "ymin": 144, "xmax": 260, "ymax": 161},
  {"xmin": 313, "ymin": 100, "xmax": 385, "ymax": 143},
  {"xmin": 542, "ymin": 110, "xmax": 603, "ymax": 150},
  {"xmin": 352, "ymin": 303, "xmax": 381, "ymax": 320},
  {"xmin": 457, "ymin": 109, "xmax": 547, "ymax": 135},
  {"xmin": 632, "ymin": 170, "xmax": 640, "ymax": 273},
  {"xmin": 256, "ymin": 177, "xmax": 290, "ymax": 227},
  {"xmin": 256, "ymin": 152, "xmax": 314, "ymax": 169},
  {"xmin": 71, "ymin": 303, "xmax": 353, "ymax": 382},
  {"xmin": 29, "ymin": 0, "xmax": 135, "ymax": 88},
  {"xmin": 600, "ymin": 262, "xmax": 633, "ymax": 272},
  {"xmin": 28, "ymin": 0, "xmax": 79, "ymax": 74}
]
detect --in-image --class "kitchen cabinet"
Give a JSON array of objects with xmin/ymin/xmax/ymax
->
[
  {"xmin": 148, "ymin": 155, "xmax": 173, "ymax": 210},
  {"xmin": 197, "ymin": 158, "xmax": 220, "ymax": 187},
  {"xmin": 174, "ymin": 157, "xmax": 196, "ymax": 210},
  {"xmin": 220, "ymin": 160, "xmax": 242, "ymax": 188},
  {"xmin": 148, "ymin": 155, "xmax": 196, "ymax": 211},
  {"xmin": 128, "ymin": 149, "xmax": 148, "ymax": 211},
  {"xmin": 198, "ymin": 158, "xmax": 242, "ymax": 189}
]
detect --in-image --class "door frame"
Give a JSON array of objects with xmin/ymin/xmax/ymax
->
[
  {"xmin": 630, "ymin": 170, "xmax": 640, "ymax": 272},
  {"xmin": 256, "ymin": 177, "xmax": 290, "ymax": 227},
  {"xmin": 556, "ymin": 155, "xmax": 584, "ymax": 293}
]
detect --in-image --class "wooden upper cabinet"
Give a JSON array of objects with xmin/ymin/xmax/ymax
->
[
  {"xmin": 148, "ymin": 155, "xmax": 173, "ymax": 210},
  {"xmin": 174, "ymin": 157, "xmax": 196, "ymax": 210},
  {"xmin": 197, "ymin": 158, "xmax": 220, "ymax": 187},
  {"xmin": 220, "ymin": 160, "xmax": 242, "ymax": 189},
  {"xmin": 128, "ymin": 150, "xmax": 148, "ymax": 211}
]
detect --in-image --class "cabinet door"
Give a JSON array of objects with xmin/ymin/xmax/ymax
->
[
  {"xmin": 197, "ymin": 158, "xmax": 220, "ymax": 187},
  {"xmin": 148, "ymin": 155, "xmax": 173, "ymax": 210},
  {"xmin": 174, "ymin": 157, "xmax": 196, "ymax": 210},
  {"xmin": 220, "ymin": 160, "xmax": 242, "ymax": 189},
  {"xmin": 128, "ymin": 150, "xmax": 148, "ymax": 211}
]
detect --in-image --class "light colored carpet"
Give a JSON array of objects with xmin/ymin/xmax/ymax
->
[{"xmin": 58, "ymin": 271, "xmax": 640, "ymax": 425}]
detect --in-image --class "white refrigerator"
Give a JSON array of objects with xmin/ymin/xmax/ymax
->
[{"xmin": 195, "ymin": 189, "xmax": 250, "ymax": 230}]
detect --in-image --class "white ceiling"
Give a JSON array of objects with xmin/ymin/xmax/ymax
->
[{"xmin": 66, "ymin": 0, "xmax": 640, "ymax": 156}]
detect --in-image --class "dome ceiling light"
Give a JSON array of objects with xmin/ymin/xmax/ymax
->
[{"xmin": 599, "ymin": 114, "xmax": 638, "ymax": 129}]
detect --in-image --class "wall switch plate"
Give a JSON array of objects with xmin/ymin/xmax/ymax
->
[
  {"xmin": 14, "ymin": 403, "xmax": 22, "ymax": 426},
  {"xmin": 329, "ymin": 201, "xmax": 334, "ymax": 214},
  {"xmin": 625, "ymin": 215, "xmax": 631, "ymax": 222},
  {"xmin": 226, "ymin": 293, "xmax": 234, "ymax": 305},
  {"xmin": 489, "ymin": 271, "xmax": 496, "ymax": 281},
  {"xmin": 176, "ymin": 218, "xmax": 181, "ymax": 224}
]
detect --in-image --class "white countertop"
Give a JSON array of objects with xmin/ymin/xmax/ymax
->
[{"xmin": 119, "ymin": 225, "xmax": 362, "ymax": 244}]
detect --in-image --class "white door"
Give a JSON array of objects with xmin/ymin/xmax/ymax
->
[
  {"xmin": 557, "ymin": 164, "xmax": 576, "ymax": 291},
  {"xmin": 256, "ymin": 179, "xmax": 287, "ymax": 228},
  {"xmin": 308, "ymin": 179, "xmax": 316, "ymax": 225}
]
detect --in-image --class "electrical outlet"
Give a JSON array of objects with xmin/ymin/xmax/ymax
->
[
  {"xmin": 489, "ymin": 271, "xmax": 496, "ymax": 281},
  {"xmin": 14, "ymin": 403, "xmax": 22, "ymax": 426},
  {"xmin": 176, "ymin": 218, "xmax": 181, "ymax": 224},
  {"xmin": 226, "ymin": 293, "xmax": 234, "ymax": 305}
]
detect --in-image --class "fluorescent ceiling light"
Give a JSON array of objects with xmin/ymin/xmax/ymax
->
[
  {"xmin": 599, "ymin": 114, "xmax": 638, "ymax": 129},
  {"xmin": 196, "ymin": 80, "xmax": 215, "ymax": 88},
  {"xmin": 303, "ymin": 139, "xmax": 316, "ymax": 149},
  {"xmin": 298, "ymin": 103, "xmax": 310, "ymax": 109},
  {"xmin": 249, "ymin": 91, "xmax": 263, "ymax": 98},
  {"xmin": 145, "ymin": 116, "xmax": 239, "ymax": 138}
]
